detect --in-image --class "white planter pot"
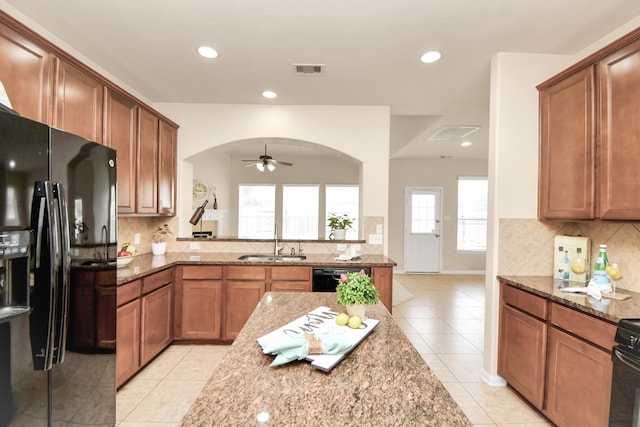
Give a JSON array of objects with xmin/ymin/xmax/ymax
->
[
  {"xmin": 332, "ymin": 229, "xmax": 347, "ymax": 240},
  {"xmin": 151, "ymin": 241, "xmax": 167, "ymax": 255},
  {"xmin": 346, "ymin": 304, "xmax": 367, "ymax": 319}
]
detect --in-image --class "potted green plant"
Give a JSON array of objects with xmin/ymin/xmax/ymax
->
[
  {"xmin": 336, "ymin": 269, "xmax": 380, "ymax": 318},
  {"xmin": 327, "ymin": 213, "xmax": 353, "ymax": 240},
  {"xmin": 151, "ymin": 224, "xmax": 173, "ymax": 255}
]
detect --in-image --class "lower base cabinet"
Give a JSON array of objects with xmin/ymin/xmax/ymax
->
[
  {"xmin": 116, "ymin": 299, "xmax": 141, "ymax": 387},
  {"xmin": 140, "ymin": 283, "xmax": 174, "ymax": 366},
  {"xmin": 176, "ymin": 266, "xmax": 223, "ymax": 340},
  {"xmin": 545, "ymin": 327, "xmax": 612, "ymax": 427},
  {"xmin": 224, "ymin": 280, "xmax": 265, "ymax": 341}
]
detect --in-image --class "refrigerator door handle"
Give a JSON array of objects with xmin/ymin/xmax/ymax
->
[
  {"xmin": 29, "ymin": 181, "xmax": 61, "ymax": 371},
  {"xmin": 52, "ymin": 182, "xmax": 70, "ymax": 365}
]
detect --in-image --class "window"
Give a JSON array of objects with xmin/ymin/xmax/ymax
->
[
  {"xmin": 238, "ymin": 184, "xmax": 275, "ymax": 238},
  {"xmin": 410, "ymin": 192, "xmax": 436, "ymax": 234},
  {"xmin": 457, "ymin": 177, "xmax": 488, "ymax": 251},
  {"xmin": 325, "ymin": 185, "xmax": 359, "ymax": 239},
  {"xmin": 282, "ymin": 185, "xmax": 319, "ymax": 239}
]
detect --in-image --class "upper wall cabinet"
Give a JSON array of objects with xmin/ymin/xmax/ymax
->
[
  {"xmin": 0, "ymin": 19, "xmax": 51, "ymax": 122},
  {"xmin": 0, "ymin": 11, "xmax": 179, "ymax": 217},
  {"xmin": 53, "ymin": 58, "xmax": 104, "ymax": 143},
  {"xmin": 538, "ymin": 29, "xmax": 640, "ymax": 221}
]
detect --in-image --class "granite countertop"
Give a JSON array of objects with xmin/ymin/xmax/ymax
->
[
  {"xmin": 115, "ymin": 252, "xmax": 397, "ymax": 285},
  {"xmin": 498, "ymin": 275, "xmax": 640, "ymax": 323},
  {"xmin": 180, "ymin": 292, "xmax": 470, "ymax": 427}
]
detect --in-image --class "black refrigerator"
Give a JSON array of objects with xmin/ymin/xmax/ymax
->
[{"xmin": 0, "ymin": 109, "xmax": 117, "ymax": 426}]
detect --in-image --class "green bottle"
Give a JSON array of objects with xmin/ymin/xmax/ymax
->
[{"xmin": 593, "ymin": 244, "xmax": 610, "ymax": 285}]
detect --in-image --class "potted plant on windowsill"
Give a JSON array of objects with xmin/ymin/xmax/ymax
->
[
  {"xmin": 151, "ymin": 224, "xmax": 173, "ymax": 255},
  {"xmin": 336, "ymin": 269, "xmax": 380, "ymax": 319},
  {"xmin": 327, "ymin": 213, "xmax": 353, "ymax": 240}
]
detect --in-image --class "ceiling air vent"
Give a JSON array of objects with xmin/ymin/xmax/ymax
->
[
  {"xmin": 428, "ymin": 126, "xmax": 480, "ymax": 141},
  {"xmin": 294, "ymin": 64, "xmax": 324, "ymax": 75}
]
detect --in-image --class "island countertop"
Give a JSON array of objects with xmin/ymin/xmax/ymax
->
[{"xmin": 180, "ymin": 292, "xmax": 470, "ymax": 427}]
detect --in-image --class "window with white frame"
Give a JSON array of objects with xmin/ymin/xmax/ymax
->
[
  {"xmin": 282, "ymin": 185, "xmax": 319, "ymax": 239},
  {"xmin": 238, "ymin": 184, "xmax": 275, "ymax": 238},
  {"xmin": 325, "ymin": 185, "xmax": 359, "ymax": 240},
  {"xmin": 457, "ymin": 177, "xmax": 488, "ymax": 251}
]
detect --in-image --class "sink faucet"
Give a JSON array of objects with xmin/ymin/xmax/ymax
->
[{"xmin": 274, "ymin": 223, "xmax": 282, "ymax": 256}]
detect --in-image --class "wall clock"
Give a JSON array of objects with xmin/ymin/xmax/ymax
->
[{"xmin": 192, "ymin": 180, "xmax": 209, "ymax": 201}]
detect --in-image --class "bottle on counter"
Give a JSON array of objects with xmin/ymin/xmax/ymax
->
[{"xmin": 593, "ymin": 244, "xmax": 610, "ymax": 286}]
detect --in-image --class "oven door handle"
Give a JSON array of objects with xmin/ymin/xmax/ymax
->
[{"xmin": 614, "ymin": 347, "xmax": 640, "ymax": 372}]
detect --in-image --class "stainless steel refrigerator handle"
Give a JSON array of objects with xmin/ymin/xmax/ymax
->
[
  {"xmin": 30, "ymin": 181, "xmax": 59, "ymax": 371},
  {"xmin": 53, "ymin": 182, "xmax": 70, "ymax": 365}
]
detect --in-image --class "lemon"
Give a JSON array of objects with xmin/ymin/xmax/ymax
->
[
  {"xmin": 571, "ymin": 263, "xmax": 585, "ymax": 274},
  {"xmin": 347, "ymin": 315, "xmax": 362, "ymax": 329},
  {"xmin": 606, "ymin": 265, "xmax": 622, "ymax": 280},
  {"xmin": 335, "ymin": 313, "xmax": 350, "ymax": 326}
]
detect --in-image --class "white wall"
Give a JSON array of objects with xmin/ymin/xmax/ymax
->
[
  {"xmin": 154, "ymin": 104, "xmax": 391, "ymax": 249},
  {"xmin": 389, "ymin": 158, "xmax": 488, "ymax": 272}
]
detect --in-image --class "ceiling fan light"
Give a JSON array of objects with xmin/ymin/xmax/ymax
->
[
  {"xmin": 256, "ymin": 163, "xmax": 265, "ymax": 172},
  {"xmin": 267, "ymin": 163, "xmax": 276, "ymax": 172}
]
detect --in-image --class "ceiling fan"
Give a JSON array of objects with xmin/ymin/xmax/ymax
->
[{"xmin": 242, "ymin": 144, "xmax": 293, "ymax": 172}]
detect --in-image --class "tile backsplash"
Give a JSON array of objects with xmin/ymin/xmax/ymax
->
[
  {"xmin": 117, "ymin": 216, "xmax": 385, "ymax": 256},
  {"xmin": 499, "ymin": 218, "xmax": 640, "ymax": 293}
]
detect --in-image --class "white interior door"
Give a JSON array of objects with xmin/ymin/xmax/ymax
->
[{"xmin": 404, "ymin": 187, "xmax": 442, "ymax": 273}]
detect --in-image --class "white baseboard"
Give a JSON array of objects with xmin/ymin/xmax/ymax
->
[
  {"xmin": 480, "ymin": 369, "xmax": 507, "ymax": 387},
  {"xmin": 393, "ymin": 269, "xmax": 486, "ymax": 275}
]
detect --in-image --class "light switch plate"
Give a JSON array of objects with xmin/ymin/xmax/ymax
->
[
  {"xmin": 336, "ymin": 244, "xmax": 347, "ymax": 251},
  {"xmin": 376, "ymin": 224, "xmax": 382, "ymax": 233},
  {"xmin": 134, "ymin": 233, "xmax": 140, "ymax": 245},
  {"xmin": 189, "ymin": 242, "xmax": 201, "ymax": 250},
  {"xmin": 368, "ymin": 234, "xmax": 383, "ymax": 245}
]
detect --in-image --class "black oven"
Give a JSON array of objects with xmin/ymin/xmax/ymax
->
[
  {"xmin": 610, "ymin": 319, "xmax": 640, "ymax": 427},
  {"xmin": 312, "ymin": 267, "xmax": 371, "ymax": 292}
]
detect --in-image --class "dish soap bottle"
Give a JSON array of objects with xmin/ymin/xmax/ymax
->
[{"xmin": 593, "ymin": 244, "xmax": 610, "ymax": 287}]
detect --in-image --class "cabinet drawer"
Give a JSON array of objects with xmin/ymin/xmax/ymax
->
[
  {"xmin": 502, "ymin": 284, "xmax": 548, "ymax": 320},
  {"xmin": 271, "ymin": 266, "xmax": 311, "ymax": 281},
  {"xmin": 142, "ymin": 268, "xmax": 173, "ymax": 294},
  {"xmin": 182, "ymin": 265, "xmax": 222, "ymax": 280},
  {"xmin": 118, "ymin": 280, "xmax": 141, "ymax": 306},
  {"xmin": 226, "ymin": 266, "xmax": 266, "ymax": 280},
  {"xmin": 550, "ymin": 303, "xmax": 616, "ymax": 350}
]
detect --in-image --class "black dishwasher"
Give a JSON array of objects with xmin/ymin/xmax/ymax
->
[
  {"xmin": 609, "ymin": 318, "xmax": 640, "ymax": 426},
  {"xmin": 312, "ymin": 267, "xmax": 371, "ymax": 292}
]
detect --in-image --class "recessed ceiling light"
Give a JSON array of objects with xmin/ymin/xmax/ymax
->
[
  {"xmin": 420, "ymin": 51, "xmax": 442, "ymax": 64},
  {"xmin": 461, "ymin": 141, "xmax": 472, "ymax": 147},
  {"xmin": 197, "ymin": 46, "xmax": 218, "ymax": 59},
  {"xmin": 262, "ymin": 90, "xmax": 277, "ymax": 99}
]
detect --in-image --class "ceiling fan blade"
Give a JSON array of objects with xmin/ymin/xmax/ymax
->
[
  {"xmin": 273, "ymin": 160, "xmax": 293, "ymax": 166},
  {"xmin": 241, "ymin": 159, "xmax": 261, "ymax": 162},
  {"xmin": 244, "ymin": 163, "xmax": 258, "ymax": 168}
]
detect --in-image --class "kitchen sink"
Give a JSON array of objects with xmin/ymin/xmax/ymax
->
[
  {"xmin": 238, "ymin": 254, "xmax": 307, "ymax": 262},
  {"xmin": 80, "ymin": 259, "xmax": 116, "ymax": 267}
]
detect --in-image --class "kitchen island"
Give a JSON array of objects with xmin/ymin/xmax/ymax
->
[{"xmin": 180, "ymin": 292, "xmax": 470, "ymax": 426}]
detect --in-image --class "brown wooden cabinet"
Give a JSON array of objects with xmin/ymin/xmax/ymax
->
[
  {"xmin": 498, "ymin": 282, "xmax": 616, "ymax": 426},
  {"xmin": 116, "ymin": 279, "xmax": 141, "ymax": 388},
  {"xmin": 0, "ymin": 17, "xmax": 51, "ymax": 122},
  {"xmin": 598, "ymin": 37, "xmax": 640, "ymax": 219},
  {"xmin": 136, "ymin": 107, "xmax": 159, "ymax": 214},
  {"xmin": 224, "ymin": 266, "xmax": 266, "ymax": 340},
  {"xmin": 53, "ymin": 58, "xmax": 103, "ymax": 143},
  {"xmin": 140, "ymin": 283, "xmax": 174, "ymax": 366},
  {"xmin": 270, "ymin": 266, "xmax": 311, "ymax": 292},
  {"xmin": 372, "ymin": 266, "xmax": 393, "ymax": 313},
  {"xmin": 176, "ymin": 266, "xmax": 223, "ymax": 340},
  {"xmin": 158, "ymin": 120, "xmax": 177, "ymax": 215},
  {"xmin": 538, "ymin": 28, "xmax": 640, "ymax": 220},
  {"xmin": 105, "ymin": 88, "xmax": 137, "ymax": 213}
]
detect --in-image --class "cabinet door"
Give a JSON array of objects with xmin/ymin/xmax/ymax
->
[
  {"xmin": 95, "ymin": 285, "xmax": 116, "ymax": 350},
  {"xmin": 498, "ymin": 304, "xmax": 547, "ymax": 409},
  {"xmin": 599, "ymin": 37, "xmax": 640, "ymax": 219},
  {"xmin": 372, "ymin": 266, "xmax": 393, "ymax": 312},
  {"xmin": 116, "ymin": 299, "xmax": 141, "ymax": 388},
  {"xmin": 158, "ymin": 120, "xmax": 177, "ymax": 215},
  {"xmin": 271, "ymin": 282, "xmax": 310, "ymax": 292},
  {"xmin": 224, "ymin": 281, "xmax": 265, "ymax": 340},
  {"xmin": 545, "ymin": 327, "xmax": 612, "ymax": 426},
  {"xmin": 136, "ymin": 107, "xmax": 159, "ymax": 214},
  {"xmin": 105, "ymin": 88, "xmax": 137, "ymax": 213},
  {"xmin": 140, "ymin": 283, "xmax": 173, "ymax": 366},
  {"xmin": 538, "ymin": 66, "xmax": 595, "ymax": 220},
  {"xmin": 179, "ymin": 279, "xmax": 223, "ymax": 339},
  {"xmin": 0, "ymin": 20, "xmax": 51, "ymax": 122},
  {"xmin": 53, "ymin": 58, "xmax": 103, "ymax": 143}
]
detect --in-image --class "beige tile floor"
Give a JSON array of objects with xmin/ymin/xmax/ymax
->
[{"xmin": 116, "ymin": 274, "xmax": 552, "ymax": 426}]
